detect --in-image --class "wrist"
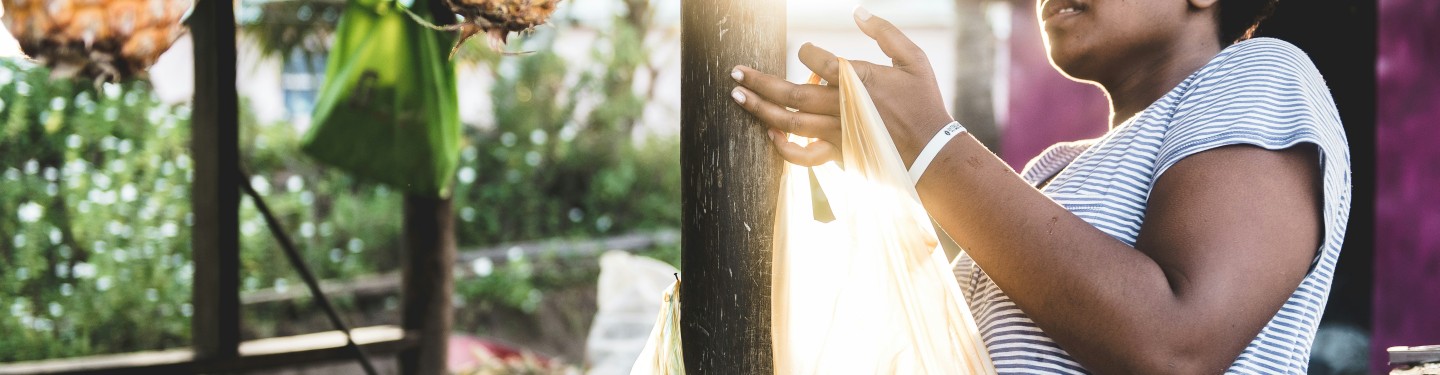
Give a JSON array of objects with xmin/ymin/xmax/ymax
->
[
  {"xmin": 907, "ymin": 120, "xmax": 966, "ymax": 184},
  {"xmin": 898, "ymin": 113, "xmax": 956, "ymax": 167}
]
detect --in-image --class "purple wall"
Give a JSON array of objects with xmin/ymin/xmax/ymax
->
[
  {"xmin": 1373, "ymin": 0, "xmax": 1440, "ymax": 369},
  {"xmin": 1001, "ymin": 4, "xmax": 1109, "ymax": 168}
]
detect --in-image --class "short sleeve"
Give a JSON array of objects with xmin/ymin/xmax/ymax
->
[
  {"xmin": 1153, "ymin": 38, "xmax": 1345, "ymax": 183},
  {"xmin": 1151, "ymin": 38, "xmax": 1352, "ymax": 268}
]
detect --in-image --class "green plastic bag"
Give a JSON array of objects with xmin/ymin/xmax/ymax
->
[{"xmin": 302, "ymin": 0, "xmax": 461, "ymax": 197}]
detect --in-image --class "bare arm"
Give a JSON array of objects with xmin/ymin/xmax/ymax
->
[
  {"xmin": 913, "ymin": 134, "xmax": 1320, "ymax": 373},
  {"xmin": 729, "ymin": 10, "xmax": 1323, "ymax": 374}
]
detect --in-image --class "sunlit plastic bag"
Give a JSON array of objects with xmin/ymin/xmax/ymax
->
[
  {"xmin": 628, "ymin": 279, "xmax": 683, "ymax": 375},
  {"xmin": 629, "ymin": 59, "xmax": 993, "ymax": 375},
  {"xmin": 771, "ymin": 59, "xmax": 994, "ymax": 374}
]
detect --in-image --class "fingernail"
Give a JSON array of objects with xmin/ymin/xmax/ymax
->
[
  {"xmin": 731, "ymin": 88, "xmax": 746, "ymax": 104},
  {"xmin": 854, "ymin": 6, "xmax": 872, "ymax": 22},
  {"xmin": 731, "ymin": 67, "xmax": 744, "ymax": 82},
  {"xmin": 769, "ymin": 129, "xmax": 783, "ymax": 140}
]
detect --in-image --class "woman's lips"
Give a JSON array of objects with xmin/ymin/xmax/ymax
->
[{"xmin": 1041, "ymin": 0, "xmax": 1086, "ymax": 22}]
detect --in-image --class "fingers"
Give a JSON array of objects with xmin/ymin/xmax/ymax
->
[
  {"xmin": 798, "ymin": 43, "xmax": 842, "ymax": 84},
  {"xmin": 845, "ymin": 60, "xmax": 886, "ymax": 85},
  {"xmin": 731, "ymin": 65, "xmax": 840, "ymax": 116},
  {"xmin": 732, "ymin": 86, "xmax": 842, "ymax": 144},
  {"xmin": 852, "ymin": 6, "xmax": 929, "ymax": 72},
  {"xmin": 769, "ymin": 129, "xmax": 840, "ymax": 167},
  {"xmin": 797, "ymin": 44, "xmax": 915, "ymax": 91}
]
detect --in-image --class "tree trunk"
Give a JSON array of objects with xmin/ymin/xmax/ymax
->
[{"xmin": 679, "ymin": 0, "xmax": 786, "ymax": 372}]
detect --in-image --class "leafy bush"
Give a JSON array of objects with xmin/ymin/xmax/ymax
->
[
  {"xmin": 448, "ymin": 2, "xmax": 679, "ymax": 313},
  {"xmin": 0, "ymin": 60, "xmax": 195, "ymax": 361},
  {"xmin": 451, "ymin": 22, "xmax": 677, "ymax": 247}
]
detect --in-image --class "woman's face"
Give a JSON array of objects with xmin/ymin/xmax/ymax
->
[{"xmin": 1038, "ymin": 0, "xmax": 1196, "ymax": 83}]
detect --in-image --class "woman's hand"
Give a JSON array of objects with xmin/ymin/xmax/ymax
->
[{"xmin": 730, "ymin": 6, "xmax": 954, "ymax": 167}]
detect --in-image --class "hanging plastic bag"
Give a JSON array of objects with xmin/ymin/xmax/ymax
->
[
  {"xmin": 302, "ymin": 0, "xmax": 461, "ymax": 197},
  {"xmin": 771, "ymin": 59, "xmax": 995, "ymax": 374},
  {"xmin": 629, "ymin": 278, "xmax": 684, "ymax": 375}
]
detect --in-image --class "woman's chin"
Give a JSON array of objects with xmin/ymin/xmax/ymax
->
[
  {"xmin": 1045, "ymin": 42, "xmax": 1105, "ymax": 82},
  {"xmin": 1047, "ymin": 52, "xmax": 1088, "ymax": 81}
]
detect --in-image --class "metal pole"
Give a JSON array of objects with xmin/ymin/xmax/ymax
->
[{"xmin": 679, "ymin": 0, "xmax": 785, "ymax": 372}]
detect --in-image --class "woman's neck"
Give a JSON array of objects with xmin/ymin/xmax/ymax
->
[{"xmin": 1101, "ymin": 37, "xmax": 1223, "ymax": 128}]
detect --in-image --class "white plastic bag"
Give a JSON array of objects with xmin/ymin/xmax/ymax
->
[
  {"xmin": 771, "ymin": 59, "xmax": 995, "ymax": 374},
  {"xmin": 587, "ymin": 251, "xmax": 682, "ymax": 375},
  {"xmin": 628, "ymin": 278, "xmax": 683, "ymax": 375}
]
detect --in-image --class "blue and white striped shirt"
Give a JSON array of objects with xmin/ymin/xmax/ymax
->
[{"xmin": 952, "ymin": 37, "xmax": 1351, "ymax": 374}]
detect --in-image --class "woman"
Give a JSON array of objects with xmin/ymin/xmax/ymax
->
[{"xmin": 729, "ymin": 0, "xmax": 1350, "ymax": 373}]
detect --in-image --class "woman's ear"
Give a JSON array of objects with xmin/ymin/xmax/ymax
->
[{"xmin": 1189, "ymin": 0, "xmax": 1219, "ymax": 10}]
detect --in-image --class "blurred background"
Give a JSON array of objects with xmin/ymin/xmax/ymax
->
[{"xmin": 0, "ymin": 0, "xmax": 1432, "ymax": 374}]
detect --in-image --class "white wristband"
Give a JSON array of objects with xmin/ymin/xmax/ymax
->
[{"xmin": 907, "ymin": 121, "xmax": 966, "ymax": 184}]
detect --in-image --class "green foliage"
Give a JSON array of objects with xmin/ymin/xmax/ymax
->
[
  {"xmin": 0, "ymin": 0, "xmax": 679, "ymax": 362},
  {"xmin": 0, "ymin": 60, "xmax": 195, "ymax": 361},
  {"xmin": 447, "ymin": 4, "xmax": 680, "ymax": 311},
  {"xmin": 236, "ymin": 101, "xmax": 404, "ymax": 297},
  {"xmin": 450, "ymin": 11, "xmax": 678, "ymax": 248}
]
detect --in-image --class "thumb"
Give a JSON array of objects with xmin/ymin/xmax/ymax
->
[{"xmin": 853, "ymin": 6, "xmax": 929, "ymax": 72}]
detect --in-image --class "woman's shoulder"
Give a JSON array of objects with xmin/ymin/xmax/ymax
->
[
  {"xmin": 1219, "ymin": 37, "xmax": 1310, "ymax": 61},
  {"xmin": 1153, "ymin": 36, "xmax": 1348, "ymax": 179},
  {"xmin": 1185, "ymin": 37, "xmax": 1327, "ymax": 96},
  {"xmin": 1169, "ymin": 37, "xmax": 1340, "ymax": 123}
]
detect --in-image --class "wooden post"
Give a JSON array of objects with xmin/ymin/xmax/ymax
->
[
  {"xmin": 190, "ymin": 0, "xmax": 242, "ymax": 362},
  {"xmin": 397, "ymin": 2, "xmax": 459, "ymax": 374},
  {"xmin": 394, "ymin": 1, "xmax": 455, "ymax": 372},
  {"xmin": 679, "ymin": 0, "xmax": 785, "ymax": 372},
  {"xmin": 398, "ymin": 195, "xmax": 455, "ymax": 375}
]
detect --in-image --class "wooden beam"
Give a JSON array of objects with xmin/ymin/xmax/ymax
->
[
  {"xmin": 453, "ymin": 229, "xmax": 680, "ymax": 265},
  {"xmin": 398, "ymin": 195, "xmax": 456, "ymax": 375},
  {"xmin": 241, "ymin": 229, "xmax": 680, "ymax": 305},
  {"xmin": 679, "ymin": 0, "xmax": 785, "ymax": 372},
  {"xmin": 0, "ymin": 349, "xmax": 192, "ymax": 375},
  {"xmin": 189, "ymin": 0, "xmax": 242, "ymax": 361},
  {"xmin": 219, "ymin": 326, "xmax": 414, "ymax": 372},
  {"xmin": 0, "ymin": 326, "xmax": 417, "ymax": 375}
]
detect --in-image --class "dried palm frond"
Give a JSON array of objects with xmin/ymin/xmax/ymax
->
[{"xmin": 404, "ymin": 0, "xmax": 562, "ymax": 58}]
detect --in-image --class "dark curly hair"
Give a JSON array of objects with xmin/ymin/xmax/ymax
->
[{"xmin": 1218, "ymin": 0, "xmax": 1280, "ymax": 44}]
